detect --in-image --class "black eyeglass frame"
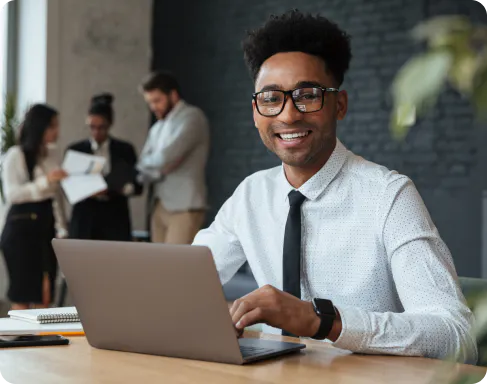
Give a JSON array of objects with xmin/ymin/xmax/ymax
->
[{"xmin": 252, "ymin": 87, "xmax": 340, "ymax": 117}]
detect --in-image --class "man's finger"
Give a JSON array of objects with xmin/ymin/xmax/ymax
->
[
  {"xmin": 235, "ymin": 307, "xmax": 264, "ymax": 330},
  {"xmin": 231, "ymin": 299, "xmax": 255, "ymax": 326},
  {"xmin": 229, "ymin": 300, "xmax": 240, "ymax": 318},
  {"xmin": 229, "ymin": 288, "xmax": 260, "ymax": 318}
]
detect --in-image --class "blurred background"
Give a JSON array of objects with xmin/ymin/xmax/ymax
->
[{"xmin": 0, "ymin": 0, "xmax": 486, "ymax": 311}]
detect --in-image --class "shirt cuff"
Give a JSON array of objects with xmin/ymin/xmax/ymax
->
[
  {"xmin": 136, "ymin": 169, "xmax": 163, "ymax": 183},
  {"xmin": 28, "ymin": 176, "xmax": 50, "ymax": 199},
  {"xmin": 122, "ymin": 183, "xmax": 135, "ymax": 196},
  {"xmin": 331, "ymin": 304, "xmax": 371, "ymax": 352},
  {"xmin": 56, "ymin": 228, "xmax": 68, "ymax": 239},
  {"xmin": 35, "ymin": 176, "xmax": 49, "ymax": 190}
]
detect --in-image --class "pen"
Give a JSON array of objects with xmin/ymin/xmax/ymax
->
[{"xmin": 38, "ymin": 332, "xmax": 85, "ymax": 337}]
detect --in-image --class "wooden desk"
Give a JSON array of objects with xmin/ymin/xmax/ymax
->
[{"xmin": 0, "ymin": 332, "xmax": 485, "ymax": 384}]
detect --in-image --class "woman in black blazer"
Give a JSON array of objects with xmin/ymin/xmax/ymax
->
[{"xmin": 67, "ymin": 94, "xmax": 142, "ymax": 241}]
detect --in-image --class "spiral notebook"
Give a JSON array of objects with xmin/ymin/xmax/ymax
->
[{"xmin": 8, "ymin": 307, "xmax": 79, "ymax": 324}]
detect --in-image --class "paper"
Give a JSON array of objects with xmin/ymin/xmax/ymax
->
[
  {"xmin": 61, "ymin": 174, "xmax": 107, "ymax": 205},
  {"xmin": 62, "ymin": 150, "xmax": 106, "ymax": 175},
  {"xmin": 8, "ymin": 306, "xmax": 78, "ymax": 324},
  {"xmin": 0, "ymin": 318, "xmax": 83, "ymax": 336},
  {"xmin": 61, "ymin": 150, "xmax": 108, "ymax": 205}
]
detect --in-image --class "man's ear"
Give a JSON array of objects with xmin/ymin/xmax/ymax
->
[
  {"xmin": 252, "ymin": 100, "xmax": 259, "ymax": 128},
  {"xmin": 336, "ymin": 90, "xmax": 348, "ymax": 121},
  {"xmin": 170, "ymin": 89, "xmax": 179, "ymax": 104}
]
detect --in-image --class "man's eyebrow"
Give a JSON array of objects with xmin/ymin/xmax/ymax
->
[
  {"xmin": 295, "ymin": 81, "xmax": 323, "ymax": 88},
  {"xmin": 257, "ymin": 81, "xmax": 324, "ymax": 93},
  {"xmin": 258, "ymin": 84, "xmax": 282, "ymax": 92}
]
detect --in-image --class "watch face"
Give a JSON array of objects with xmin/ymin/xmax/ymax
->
[{"xmin": 314, "ymin": 298, "xmax": 335, "ymax": 317}]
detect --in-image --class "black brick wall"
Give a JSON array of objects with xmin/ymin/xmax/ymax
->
[{"xmin": 152, "ymin": 0, "xmax": 487, "ymax": 277}]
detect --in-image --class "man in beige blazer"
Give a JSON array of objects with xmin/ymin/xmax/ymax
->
[{"xmin": 137, "ymin": 71, "xmax": 210, "ymax": 244}]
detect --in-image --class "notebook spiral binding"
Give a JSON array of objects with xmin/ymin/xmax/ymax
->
[{"xmin": 37, "ymin": 313, "xmax": 80, "ymax": 324}]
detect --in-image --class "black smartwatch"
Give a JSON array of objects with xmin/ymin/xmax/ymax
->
[{"xmin": 311, "ymin": 298, "xmax": 337, "ymax": 340}]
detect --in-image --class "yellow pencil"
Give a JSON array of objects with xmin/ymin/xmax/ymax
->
[{"xmin": 38, "ymin": 331, "xmax": 85, "ymax": 337}]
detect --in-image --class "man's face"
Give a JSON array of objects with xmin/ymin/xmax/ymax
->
[
  {"xmin": 253, "ymin": 52, "xmax": 348, "ymax": 168},
  {"xmin": 143, "ymin": 89, "xmax": 174, "ymax": 120}
]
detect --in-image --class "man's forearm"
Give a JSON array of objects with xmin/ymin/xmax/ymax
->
[
  {"xmin": 331, "ymin": 305, "xmax": 477, "ymax": 364},
  {"xmin": 136, "ymin": 165, "xmax": 164, "ymax": 183}
]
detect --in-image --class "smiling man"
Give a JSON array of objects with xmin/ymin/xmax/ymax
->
[{"xmin": 193, "ymin": 10, "xmax": 477, "ymax": 363}]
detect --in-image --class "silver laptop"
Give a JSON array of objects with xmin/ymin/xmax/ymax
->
[{"xmin": 52, "ymin": 239, "xmax": 305, "ymax": 364}]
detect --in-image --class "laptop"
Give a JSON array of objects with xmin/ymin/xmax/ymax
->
[{"xmin": 52, "ymin": 239, "xmax": 306, "ymax": 364}]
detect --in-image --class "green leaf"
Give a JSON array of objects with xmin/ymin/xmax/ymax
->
[
  {"xmin": 473, "ymin": 292, "xmax": 487, "ymax": 340},
  {"xmin": 412, "ymin": 16, "xmax": 472, "ymax": 47},
  {"xmin": 391, "ymin": 104, "xmax": 416, "ymax": 140},
  {"xmin": 393, "ymin": 50, "xmax": 453, "ymax": 104},
  {"xmin": 391, "ymin": 50, "xmax": 453, "ymax": 139},
  {"xmin": 449, "ymin": 51, "xmax": 479, "ymax": 94}
]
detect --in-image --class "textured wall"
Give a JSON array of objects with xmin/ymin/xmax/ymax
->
[
  {"xmin": 46, "ymin": 0, "xmax": 152, "ymax": 230},
  {"xmin": 152, "ymin": 0, "xmax": 487, "ymax": 276}
]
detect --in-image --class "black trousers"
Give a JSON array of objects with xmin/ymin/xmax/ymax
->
[
  {"xmin": 0, "ymin": 199, "xmax": 57, "ymax": 304},
  {"xmin": 59, "ymin": 196, "xmax": 133, "ymax": 306},
  {"xmin": 69, "ymin": 196, "xmax": 132, "ymax": 241}
]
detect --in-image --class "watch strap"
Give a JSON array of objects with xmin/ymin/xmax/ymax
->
[{"xmin": 312, "ymin": 299, "xmax": 336, "ymax": 340}]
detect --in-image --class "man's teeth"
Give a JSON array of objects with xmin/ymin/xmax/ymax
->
[{"xmin": 279, "ymin": 132, "xmax": 309, "ymax": 140}]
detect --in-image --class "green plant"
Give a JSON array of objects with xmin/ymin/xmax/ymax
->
[
  {"xmin": 391, "ymin": 16, "xmax": 487, "ymax": 139},
  {"xmin": 0, "ymin": 94, "xmax": 18, "ymax": 202},
  {"xmin": 391, "ymin": 16, "xmax": 487, "ymax": 380}
]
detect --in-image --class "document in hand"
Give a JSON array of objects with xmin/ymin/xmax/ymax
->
[{"xmin": 61, "ymin": 150, "xmax": 108, "ymax": 205}]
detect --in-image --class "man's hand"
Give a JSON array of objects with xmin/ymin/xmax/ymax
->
[{"xmin": 230, "ymin": 285, "xmax": 322, "ymax": 338}]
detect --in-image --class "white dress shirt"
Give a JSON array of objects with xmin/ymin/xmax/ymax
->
[
  {"xmin": 90, "ymin": 137, "xmax": 111, "ymax": 175},
  {"xmin": 137, "ymin": 100, "xmax": 209, "ymax": 212},
  {"xmin": 1, "ymin": 145, "xmax": 67, "ymax": 237},
  {"xmin": 193, "ymin": 139, "xmax": 477, "ymax": 364}
]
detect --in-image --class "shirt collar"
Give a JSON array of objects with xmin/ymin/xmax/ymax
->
[
  {"xmin": 277, "ymin": 139, "xmax": 349, "ymax": 202},
  {"xmin": 163, "ymin": 100, "xmax": 186, "ymax": 122},
  {"xmin": 90, "ymin": 137, "xmax": 111, "ymax": 153}
]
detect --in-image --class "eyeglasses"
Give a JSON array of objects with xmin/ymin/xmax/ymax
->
[
  {"xmin": 88, "ymin": 124, "xmax": 109, "ymax": 131},
  {"xmin": 252, "ymin": 87, "xmax": 339, "ymax": 117}
]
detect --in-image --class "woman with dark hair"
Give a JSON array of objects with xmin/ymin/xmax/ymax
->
[
  {"xmin": 0, "ymin": 104, "xmax": 68, "ymax": 310},
  {"xmin": 68, "ymin": 93, "xmax": 142, "ymax": 241}
]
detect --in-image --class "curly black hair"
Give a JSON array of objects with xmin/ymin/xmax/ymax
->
[{"xmin": 242, "ymin": 10, "xmax": 352, "ymax": 86}]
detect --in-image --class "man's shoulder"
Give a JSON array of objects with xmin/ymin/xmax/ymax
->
[
  {"xmin": 234, "ymin": 166, "xmax": 282, "ymax": 196},
  {"xmin": 344, "ymin": 152, "xmax": 410, "ymax": 191},
  {"xmin": 180, "ymin": 102, "xmax": 208, "ymax": 122},
  {"xmin": 246, "ymin": 165, "xmax": 282, "ymax": 181}
]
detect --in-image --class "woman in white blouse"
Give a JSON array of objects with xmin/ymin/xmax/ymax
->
[{"xmin": 0, "ymin": 104, "xmax": 68, "ymax": 310}]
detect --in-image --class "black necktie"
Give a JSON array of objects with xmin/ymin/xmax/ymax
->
[{"xmin": 282, "ymin": 190, "xmax": 306, "ymax": 336}]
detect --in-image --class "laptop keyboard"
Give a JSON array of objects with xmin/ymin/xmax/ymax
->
[{"xmin": 240, "ymin": 345, "xmax": 276, "ymax": 358}]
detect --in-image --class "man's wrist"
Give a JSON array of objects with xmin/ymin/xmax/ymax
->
[
  {"xmin": 307, "ymin": 301, "xmax": 321, "ymax": 337},
  {"xmin": 327, "ymin": 310, "xmax": 342, "ymax": 342},
  {"xmin": 306, "ymin": 301, "xmax": 342, "ymax": 341}
]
